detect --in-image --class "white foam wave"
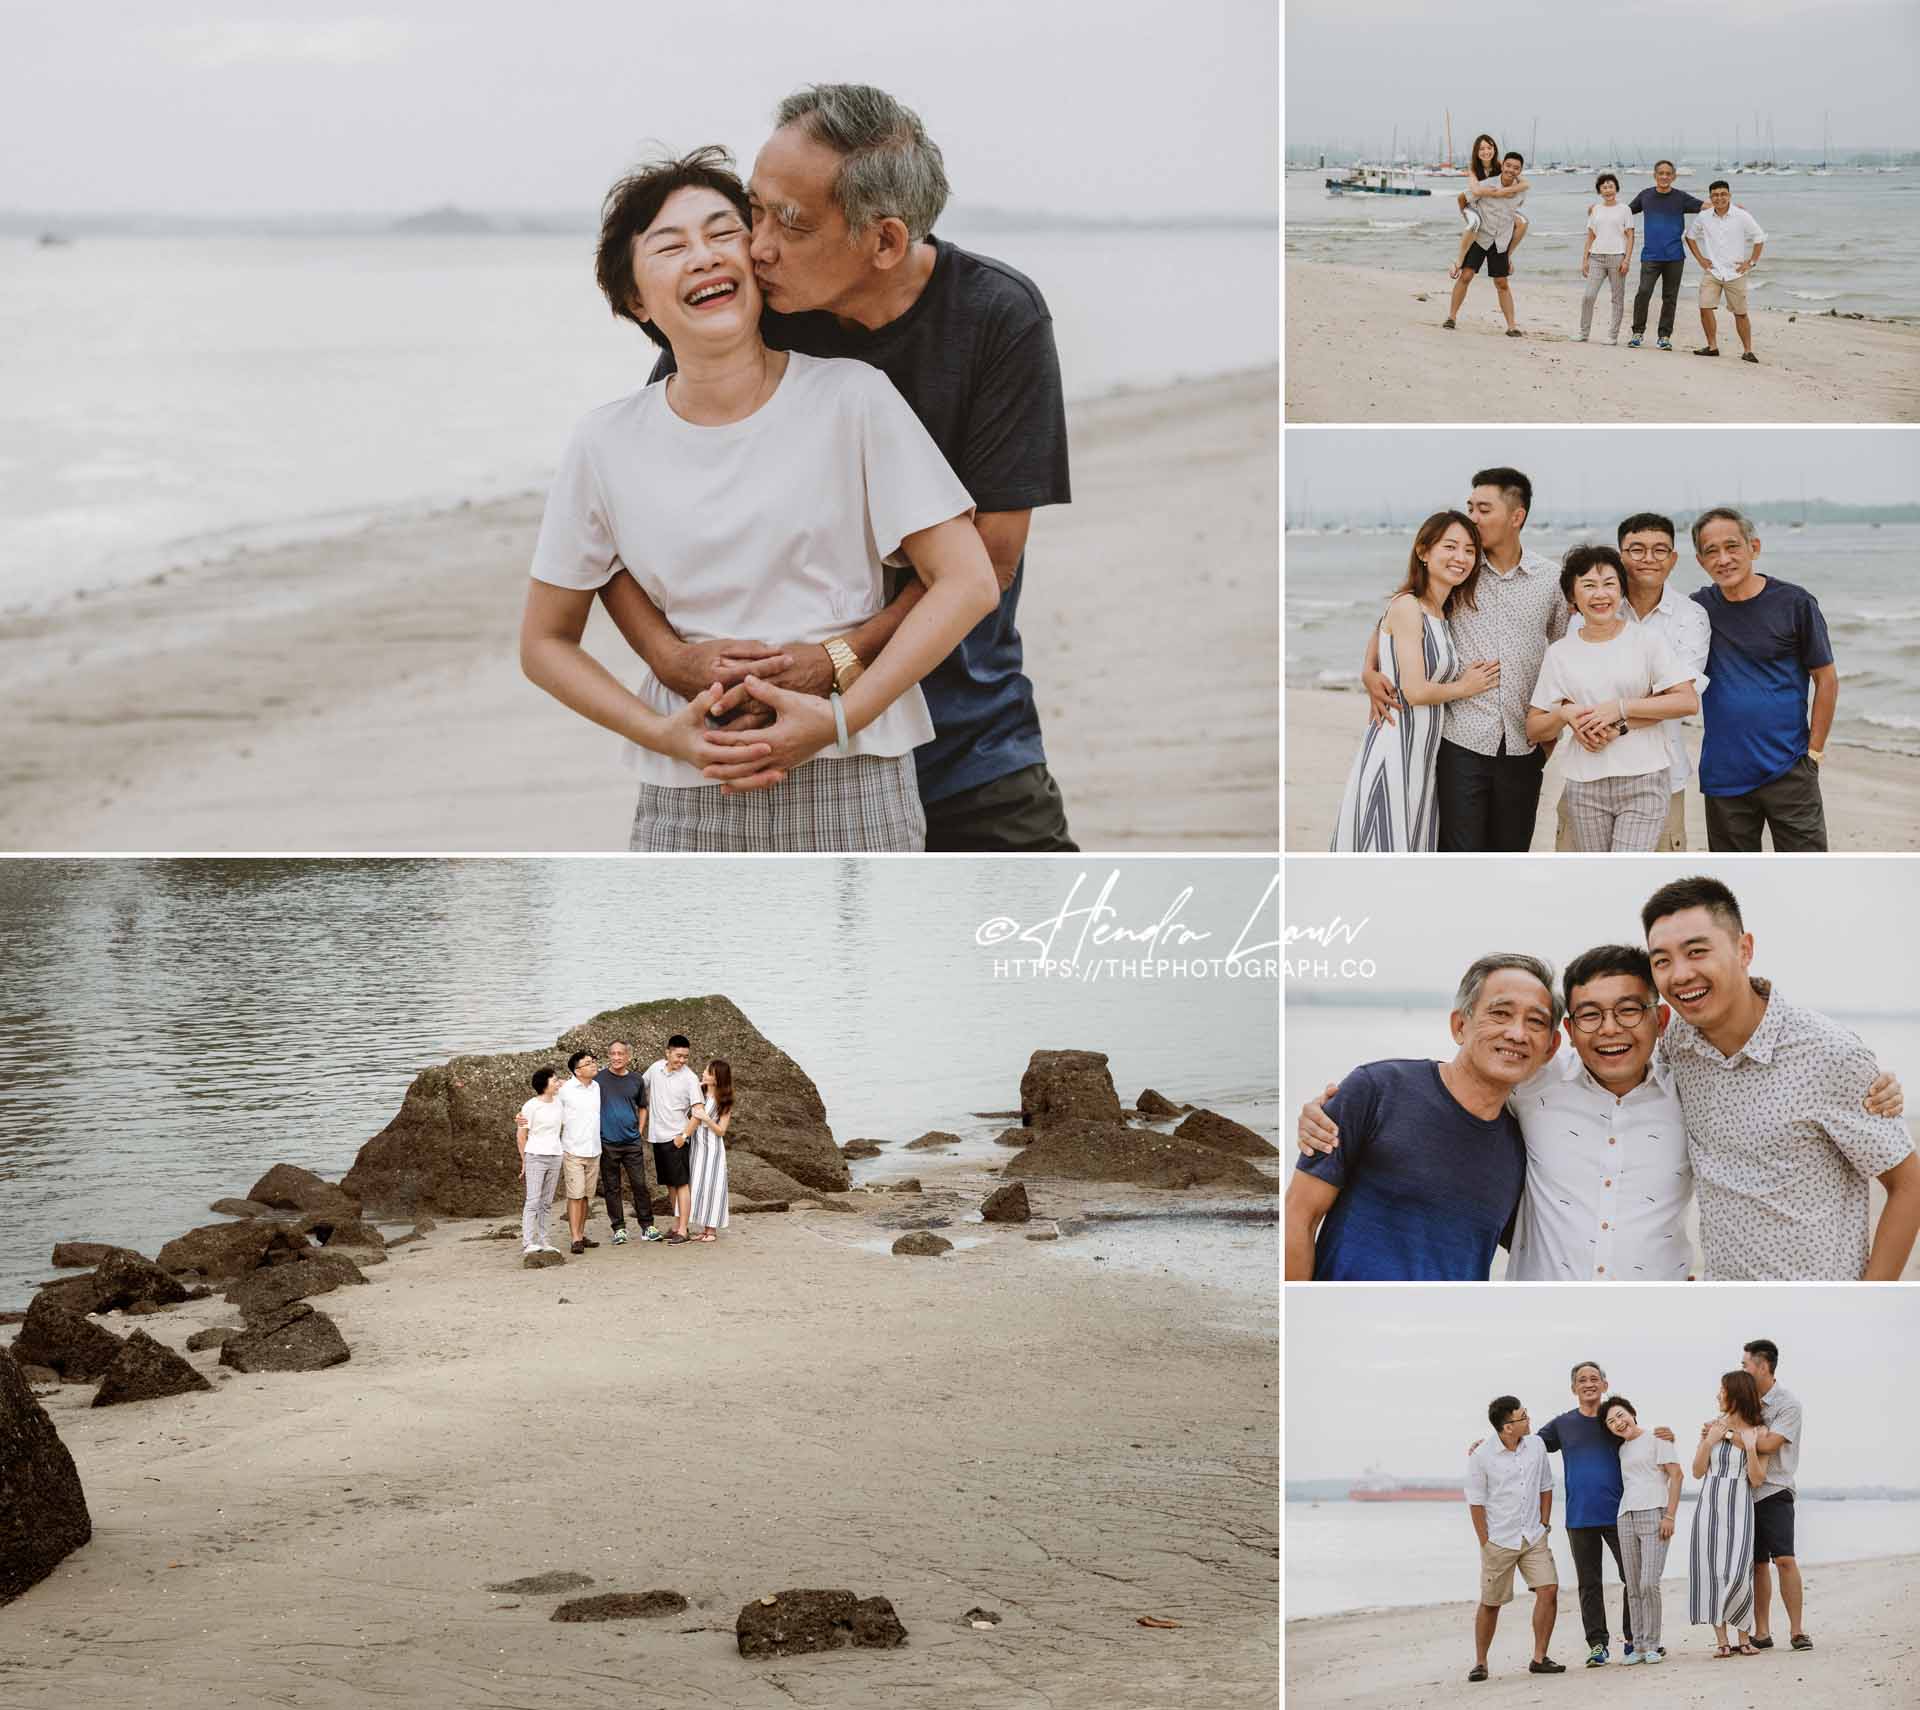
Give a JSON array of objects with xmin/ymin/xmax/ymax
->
[
  {"xmin": 1861, "ymin": 711, "xmax": 1920, "ymax": 734},
  {"xmin": 1314, "ymin": 669, "xmax": 1362, "ymax": 688},
  {"xmin": 1790, "ymin": 290, "xmax": 1840, "ymax": 301}
]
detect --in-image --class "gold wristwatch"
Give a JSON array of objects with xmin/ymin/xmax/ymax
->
[{"xmin": 824, "ymin": 636, "xmax": 865, "ymax": 695}]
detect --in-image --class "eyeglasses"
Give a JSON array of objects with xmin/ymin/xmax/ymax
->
[
  {"xmin": 1569, "ymin": 1001, "xmax": 1652, "ymax": 1032},
  {"xmin": 1620, "ymin": 546, "xmax": 1673, "ymax": 561}
]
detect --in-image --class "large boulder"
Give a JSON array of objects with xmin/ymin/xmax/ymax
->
[
  {"xmin": 218, "ymin": 1303, "xmax": 351, "ymax": 1373},
  {"xmin": 904, "ymin": 1130, "xmax": 961, "ymax": 1151},
  {"xmin": 247, "ymin": 1165, "xmax": 360, "ymax": 1221},
  {"xmin": 207, "ymin": 1198, "xmax": 281, "ymax": 1220},
  {"xmin": 1002, "ymin": 1122, "xmax": 1278, "ymax": 1194},
  {"xmin": 296, "ymin": 1214, "xmax": 386, "ymax": 1250},
  {"xmin": 726, "ymin": 1151, "xmax": 813, "ymax": 1203},
  {"xmin": 892, "ymin": 1232, "xmax": 952, "ymax": 1257},
  {"xmin": 157, "ymin": 1220, "xmax": 310, "ymax": 1280},
  {"xmin": 1135, "ymin": 1088, "xmax": 1188, "ymax": 1118},
  {"xmin": 89, "ymin": 1250, "xmax": 193, "ymax": 1314},
  {"xmin": 736, "ymin": 1589, "xmax": 908, "ymax": 1658},
  {"xmin": 50, "ymin": 1241, "xmax": 119, "ymax": 1269},
  {"xmin": 1173, "ymin": 1109, "xmax": 1279, "ymax": 1158},
  {"xmin": 979, "ymin": 1182, "xmax": 1032, "ymax": 1223},
  {"xmin": 343, "ymin": 996, "xmax": 846, "ymax": 1216},
  {"xmin": 92, "ymin": 1331, "xmax": 213, "ymax": 1408},
  {"xmin": 1019, "ymin": 1050, "xmax": 1124, "ymax": 1129},
  {"xmin": 31, "ymin": 1274, "xmax": 113, "ymax": 1316},
  {"xmin": 224, "ymin": 1256, "xmax": 366, "ymax": 1322},
  {"xmin": 11, "ymin": 1296, "xmax": 125, "ymax": 1381},
  {"xmin": 0, "ymin": 1351, "xmax": 92, "ymax": 1604}
]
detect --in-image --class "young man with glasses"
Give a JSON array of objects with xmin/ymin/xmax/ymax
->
[{"xmin": 1555, "ymin": 513, "xmax": 1712, "ymax": 852}]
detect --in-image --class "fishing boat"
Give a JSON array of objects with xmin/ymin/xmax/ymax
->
[{"xmin": 1325, "ymin": 163, "xmax": 1431, "ymax": 197}]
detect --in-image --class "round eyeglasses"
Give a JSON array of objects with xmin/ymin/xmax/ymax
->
[{"xmin": 1569, "ymin": 1001, "xmax": 1652, "ymax": 1032}]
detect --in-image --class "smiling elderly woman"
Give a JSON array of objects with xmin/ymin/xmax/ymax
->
[{"xmin": 520, "ymin": 147, "xmax": 998, "ymax": 851}]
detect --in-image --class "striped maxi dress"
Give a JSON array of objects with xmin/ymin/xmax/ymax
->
[
  {"xmin": 1688, "ymin": 1436, "xmax": 1756, "ymax": 1630},
  {"xmin": 1331, "ymin": 604, "xmax": 1461, "ymax": 851},
  {"xmin": 687, "ymin": 1110, "xmax": 730, "ymax": 1231}
]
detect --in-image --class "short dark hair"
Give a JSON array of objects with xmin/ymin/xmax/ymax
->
[
  {"xmin": 667, "ymin": 1034, "xmax": 692, "ymax": 1050},
  {"xmin": 1654, "ymin": 158, "xmax": 1676, "ymax": 173},
  {"xmin": 1503, "ymin": 151, "xmax": 1525, "ymax": 168},
  {"xmin": 593, "ymin": 146, "xmax": 753, "ymax": 348},
  {"xmin": 1563, "ymin": 944, "xmax": 1656, "ymax": 1012},
  {"xmin": 1489, "ymin": 1394, "xmax": 1524, "ymax": 1431},
  {"xmin": 1617, "ymin": 512, "xmax": 1676, "ymax": 547},
  {"xmin": 1641, "ymin": 875, "xmax": 1745, "ymax": 942},
  {"xmin": 1596, "ymin": 173, "xmax": 1618, "ymax": 192},
  {"xmin": 1600, "ymin": 1394, "xmax": 1638, "ymax": 1425},
  {"xmin": 1559, "ymin": 544, "xmax": 1625, "ymax": 605},
  {"xmin": 1744, "ymin": 1338, "xmax": 1780, "ymax": 1373},
  {"xmin": 567, "ymin": 1048, "xmax": 596, "ymax": 1073},
  {"xmin": 1709, "ymin": 178, "xmax": 1731, "ymax": 194},
  {"xmin": 1571, "ymin": 1360, "xmax": 1606, "ymax": 1385},
  {"xmin": 1471, "ymin": 466, "xmax": 1533, "ymax": 520},
  {"xmin": 530, "ymin": 1066, "xmax": 558, "ymax": 1094}
]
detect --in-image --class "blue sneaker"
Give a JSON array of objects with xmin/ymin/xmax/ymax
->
[
  {"xmin": 1585, "ymin": 1644, "xmax": 1609, "ymax": 1667},
  {"xmin": 1627, "ymin": 335, "xmax": 1643, "ymax": 348},
  {"xmin": 1658, "ymin": 337, "xmax": 1674, "ymax": 350},
  {"xmin": 638, "ymin": 1226, "xmax": 665, "ymax": 1243}
]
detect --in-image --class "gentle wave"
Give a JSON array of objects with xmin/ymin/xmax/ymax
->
[{"xmin": 1792, "ymin": 289, "xmax": 1843, "ymax": 301}]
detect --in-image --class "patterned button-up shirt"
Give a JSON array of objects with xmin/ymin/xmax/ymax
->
[
  {"xmin": 1573, "ymin": 578, "xmax": 1713, "ymax": 791},
  {"xmin": 1660, "ymin": 979, "xmax": 1915, "ymax": 1280},
  {"xmin": 1506, "ymin": 1050, "xmax": 1695, "ymax": 1282},
  {"xmin": 1444, "ymin": 546, "xmax": 1569, "ymax": 757}
]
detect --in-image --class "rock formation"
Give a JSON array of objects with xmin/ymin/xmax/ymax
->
[
  {"xmin": 1019, "ymin": 1050, "xmax": 1125, "ymax": 1128},
  {"xmin": 0, "ymin": 1353, "xmax": 92, "ymax": 1604},
  {"xmin": 1173, "ymin": 1109, "xmax": 1280, "ymax": 1157},
  {"xmin": 11, "ymin": 1296, "xmax": 124, "ymax": 1381},
  {"xmin": 892, "ymin": 1232, "xmax": 953, "ymax": 1257},
  {"xmin": 218, "ymin": 1302, "xmax": 351, "ymax": 1372},
  {"xmin": 1002, "ymin": 1122, "xmax": 1278, "ymax": 1193},
  {"xmin": 979, "ymin": 1182, "xmax": 1032, "ymax": 1223},
  {"xmin": 92, "ymin": 1331, "xmax": 213, "ymax": 1407},
  {"xmin": 157, "ymin": 1220, "xmax": 310, "ymax": 1280},
  {"xmin": 736, "ymin": 1589, "xmax": 908, "ymax": 1657}
]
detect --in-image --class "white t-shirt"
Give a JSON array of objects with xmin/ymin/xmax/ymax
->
[
  {"xmin": 1617, "ymin": 1430, "xmax": 1680, "ymax": 1516},
  {"xmin": 519, "ymin": 1094, "xmax": 565, "ymax": 1157},
  {"xmin": 1688, "ymin": 206, "xmax": 1766, "ymax": 279},
  {"xmin": 529, "ymin": 351, "xmax": 976, "ymax": 788},
  {"xmin": 1529, "ymin": 624, "xmax": 1694, "ymax": 783},
  {"xmin": 1587, "ymin": 202, "xmax": 1633, "ymax": 255},
  {"xmin": 556, "ymin": 1076, "xmax": 602, "ymax": 1156},
  {"xmin": 643, "ymin": 1060, "xmax": 706, "ymax": 1144}
]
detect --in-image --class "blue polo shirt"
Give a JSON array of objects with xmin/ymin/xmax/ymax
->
[
  {"xmin": 1539, "ymin": 1407, "xmax": 1626, "ymax": 1528},
  {"xmin": 1295, "ymin": 1059, "xmax": 1527, "ymax": 1280},
  {"xmin": 1629, "ymin": 187, "xmax": 1705, "ymax": 263},
  {"xmin": 594, "ymin": 1068, "xmax": 645, "ymax": 1146},
  {"xmin": 1692, "ymin": 577, "xmax": 1833, "ymax": 795}
]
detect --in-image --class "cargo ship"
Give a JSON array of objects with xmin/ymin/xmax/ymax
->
[
  {"xmin": 1349, "ymin": 1467, "xmax": 1462, "ymax": 1502},
  {"xmin": 1324, "ymin": 164, "xmax": 1432, "ymax": 198}
]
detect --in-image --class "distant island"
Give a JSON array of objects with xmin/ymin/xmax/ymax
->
[{"xmin": 390, "ymin": 205, "xmax": 494, "ymax": 235}]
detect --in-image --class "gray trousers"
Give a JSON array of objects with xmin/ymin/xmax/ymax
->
[
  {"xmin": 1581, "ymin": 257, "xmax": 1629, "ymax": 338},
  {"xmin": 521, "ymin": 1153, "xmax": 563, "ymax": 1250},
  {"xmin": 1561, "ymin": 770, "xmax": 1670, "ymax": 851},
  {"xmin": 1618, "ymin": 1508, "xmax": 1671, "ymax": 1652}
]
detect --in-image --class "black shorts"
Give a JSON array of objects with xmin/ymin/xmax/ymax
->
[
  {"xmin": 1461, "ymin": 241, "xmax": 1512, "ymax": 280},
  {"xmin": 651, "ymin": 1140, "xmax": 692, "ymax": 1189},
  {"xmin": 1752, "ymin": 1490, "xmax": 1796, "ymax": 1562}
]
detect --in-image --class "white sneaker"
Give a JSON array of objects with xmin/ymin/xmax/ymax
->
[
  {"xmin": 1642, "ymin": 1648, "xmax": 1665, "ymax": 1665},
  {"xmin": 522, "ymin": 1245, "xmax": 539, "ymax": 1257},
  {"xmin": 1462, "ymin": 205, "xmax": 1481, "ymax": 233}
]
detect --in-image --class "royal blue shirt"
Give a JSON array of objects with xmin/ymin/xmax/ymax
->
[
  {"xmin": 1539, "ymin": 1407, "xmax": 1626, "ymax": 1528},
  {"xmin": 1295, "ymin": 1059, "xmax": 1527, "ymax": 1280},
  {"xmin": 595, "ymin": 1068, "xmax": 646, "ymax": 1146},
  {"xmin": 1692, "ymin": 577, "xmax": 1833, "ymax": 796},
  {"xmin": 1629, "ymin": 187, "xmax": 1705, "ymax": 263}
]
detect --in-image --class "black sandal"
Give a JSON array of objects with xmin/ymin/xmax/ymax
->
[
  {"xmin": 1505, "ymin": 328, "xmax": 1523, "ymax": 337},
  {"xmin": 1693, "ymin": 346, "xmax": 1721, "ymax": 356},
  {"xmin": 1790, "ymin": 1634, "xmax": 1813, "ymax": 1650},
  {"xmin": 1742, "ymin": 352, "xmax": 1760, "ymax": 363},
  {"xmin": 1442, "ymin": 318, "xmax": 1457, "ymax": 329},
  {"xmin": 1467, "ymin": 1664, "xmax": 1488, "ymax": 1681},
  {"xmin": 1750, "ymin": 1636, "xmax": 1774, "ymax": 1649}
]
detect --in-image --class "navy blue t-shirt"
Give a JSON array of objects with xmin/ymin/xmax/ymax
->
[
  {"xmin": 1692, "ymin": 576, "xmax": 1833, "ymax": 795},
  {"xmin": 652, "ymin": 237, "xmax": 1072, "ymax": 805},
  {"xmin": 1539, "ymin": 1407, "xmax": 1626, "ymax": 1528},
  {"xmin": 595, "ymin": 1068, "xmax": 646, "ymax": 1146},
  {"xmin": 1629, "ymin": 187, "xmax": 1705, "ymax": 263},
  {"xmin": 1295, "ymin": 1059, "xmax": 1527, "ymax": 1280}
]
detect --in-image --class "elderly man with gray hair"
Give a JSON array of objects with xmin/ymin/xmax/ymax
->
[
  {"xmin": 1284, "ymin": 953, "xmax": 1558, "ymax": 1280},
  {"xmin": 602, "ymin": 82, "xmax": 1076, "ymax": 852},
  {"xmin": 1690, "ymin": 507, "xmax": 1836, "ymax": 852}
]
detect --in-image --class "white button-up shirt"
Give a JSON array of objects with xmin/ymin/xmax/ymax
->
[
  {"xmin": 1573, "ymin": 578, "xmax": 1712, "ymax": 792},
  {"xmin": 1506, "ymin": 1051, "xmax": 1695, "ymax": 1281},
  {"xmin": 1444, "ymin": 545, "xmax": 1569, "ymax": 757},
  {"xmin": 1465, "ymin": 1432, "xmax": 1554, "ymax": 1549},
  {"xmin": 556, "ymin": 1076, "xmax": 602, "ymax": 1157}
]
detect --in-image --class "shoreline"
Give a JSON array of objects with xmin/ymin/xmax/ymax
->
[
  {"xmin": 1286, "ymin": 686, "xmax": 1920, "ymax": 852},
  {"xmin": 3, "ymin": 1177, "xmax": 1278, "ymax": 1707},
  {"xmin": 1283, "ymin": 259, "xmax": 1920, "ymax": 422},
  {"xmin": 0, "ymin": 369, "xmax": 1278, "ymax": 854}
]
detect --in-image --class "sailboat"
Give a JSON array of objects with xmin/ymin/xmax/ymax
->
[{"xmin": 1809, "ymin": 113, "xmax": 1833, "ymax": 176}]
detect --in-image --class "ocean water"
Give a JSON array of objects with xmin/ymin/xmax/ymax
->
[
  {"xmin": 1285, "ymin": 524, "xmax": 1920, "ymax": 759},
  {"xmin": 0, "ymin": 225, "xmax": 1277, "ymax": 610},
  {"xmin": 0, "ymin": 859, "xmax": 1281, "ymax": 1306},
  {"xmin": 1285, "ymin": 1496, "xmax": 1917, "ymax": 1619},
  {"xmin": 1284, "ymin": 168, "xmax": 1920, "ymax": 320}
]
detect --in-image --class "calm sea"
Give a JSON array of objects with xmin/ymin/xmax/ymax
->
[
  {"xmin": 0, "ymin": 225, "xmax": 1277, "ymax": 610},
  {"xmin": 1286, "ymin": 1496, "xmax": 1917, "ymax": 1619},
  {"xmin": 1285, "ymin": 524, "xmax": 1920, "ymax": 759},
  {"xmin": 0, "ymin": 859, "xmax": 1280, "ymax": 1307},
  {"xmin": 1284, "ymin": 168, "xmax": 1920, "ymax": 320}
]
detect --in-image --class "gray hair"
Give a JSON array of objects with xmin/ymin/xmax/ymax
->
[
  {"xmin": 774, "ymin": 83, "xmax": 950, "ymax": 242},
  {"xmin": 1453, "ymin": 953, "xmax": 1563, "ymax": 1031},
  {"xmin": 1690, "ymin": 505, "xmax": 1757, "ymax": 551},
  {"xmin": 1571, "ymin": 1360, "xmax": 1607, "ymax": 1384}
]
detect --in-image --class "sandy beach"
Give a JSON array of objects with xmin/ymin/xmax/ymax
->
[
  {"xmin": 1286, "ymin": 687, "xmax": 1920, "ymax": 852},
  {"xmin": 1286, "ymin": 1555, "xmax": 1918, "ymax": 1707},
  {"xmin": 1284, "ymin": 261, "xmax": 1920, "ymax": 422},
  {"xmin": 1, "ymin": 1168, "xmax": 1279, "ymax": 1707},
  {"xmin": 0, "ymin": 369, "xmax": 1277, "ymax": 854}
]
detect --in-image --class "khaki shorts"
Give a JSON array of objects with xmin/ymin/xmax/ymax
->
[
  {"xmin": 1556, "ymin": 787, "xmax": 1685, "ymax": 851},
  {"xmin": 1479, "ymin": 1534, "xmax": 1558, "ymax": 1607},
  {"xmin": 561, "ymin": 1154, "xmax": 600, "ymax": 1200},
  {"xmin": 1699, "ymin": 273, "xmax": 1750, "ymax": 314}
]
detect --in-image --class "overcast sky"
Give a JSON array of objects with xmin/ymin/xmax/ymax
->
[
  {"xmin": 1286, "ymin": 1288, "xmax": 1917, "ymax": 1481},
  {"xmin": 1285, "ymin": 0, "xmax": 1917, "ymax": 154},
  {"xmin": 1286, "ymin": 856, "xmax": 1919, "ymax": 1013},
  {"xmin": 3, "ymin": 0, "xmax": 1277, "ymax": 216},
  {"xmin": 1286, "ymin": 428, "xmax": 1919, "ymax": 517}
]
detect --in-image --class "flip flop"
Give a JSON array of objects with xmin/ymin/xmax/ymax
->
[
  {"xmin": 1737, "ymin": 1642, "xmax": 1761, "ymax": 1656},
  {"xmin": 1713, "ymin": 1646, "xmax": 1735, "ymax": 1659}
]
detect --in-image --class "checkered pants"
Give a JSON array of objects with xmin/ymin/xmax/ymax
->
[
  {"xmin": 1617, "ymin": 1507, "xmax": 1670, "ymax": 1652},
  {"xmin": 628, "ymin": 754, "xmax": 926, "ymax": 852},
  {"xmin": 1561, "ymin": 771, "xmax": 1670, "ymax": 852}
]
